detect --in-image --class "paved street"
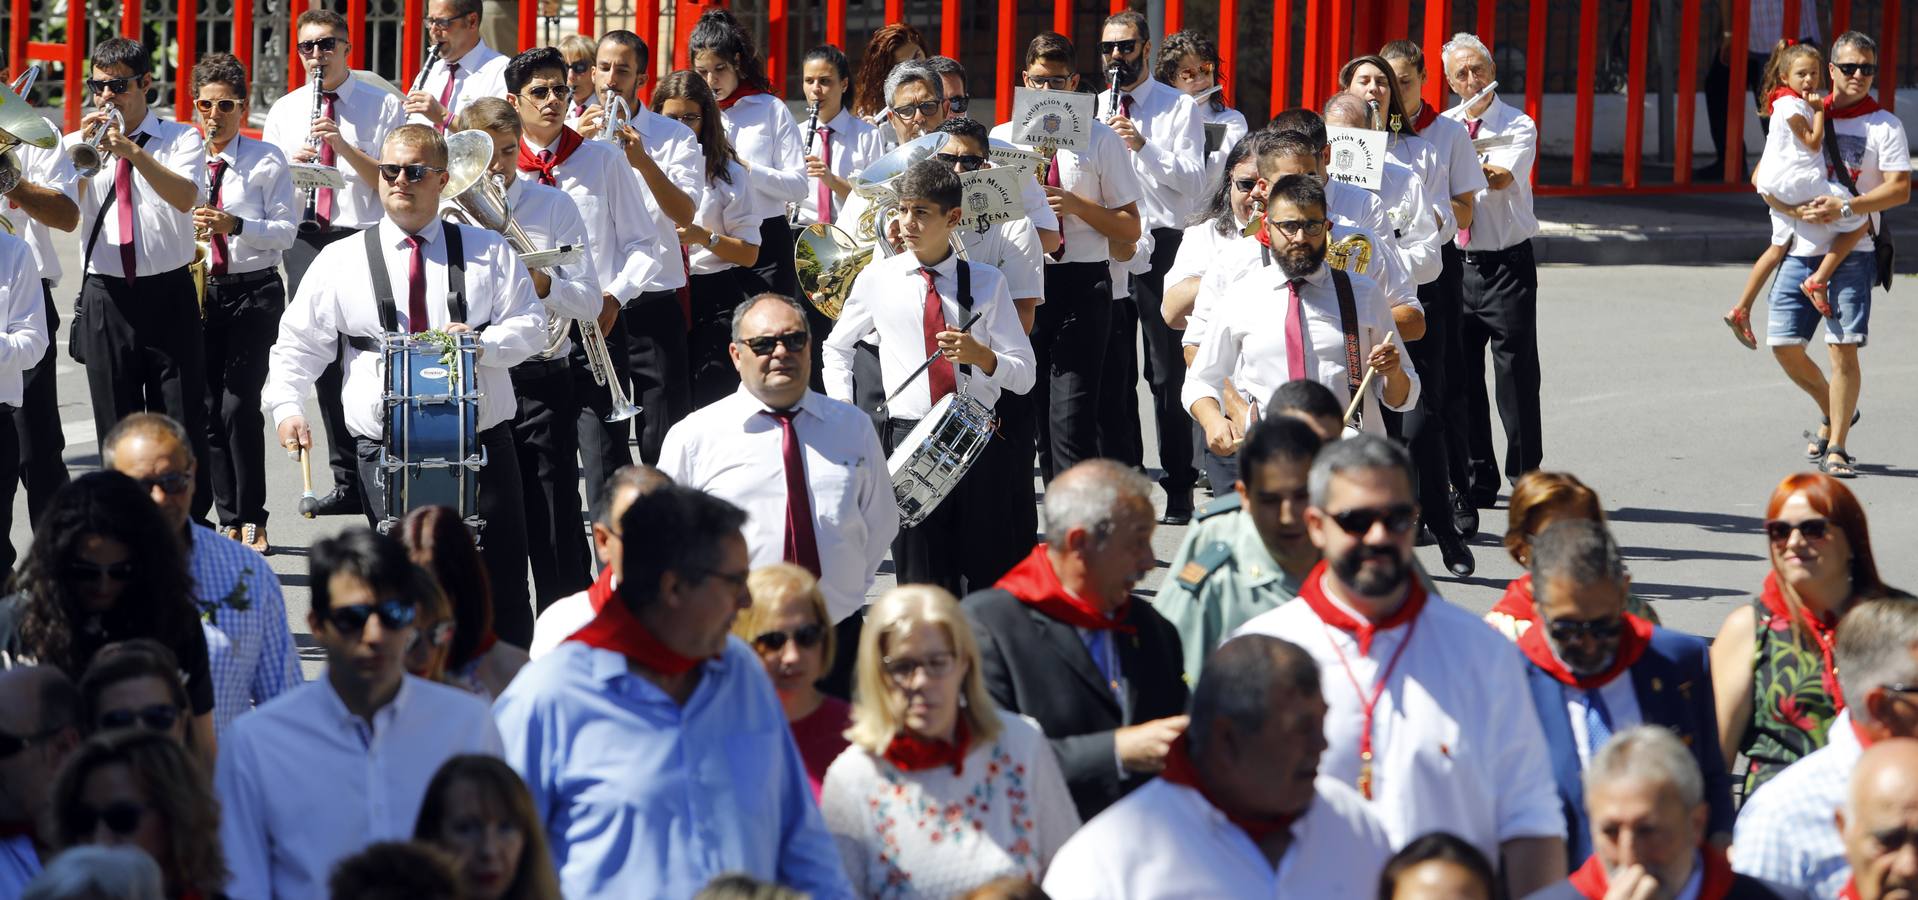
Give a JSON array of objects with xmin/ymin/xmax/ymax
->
[{"xmin": 19, "ymin": 238, "xmax": 1918, "ymax": 673}]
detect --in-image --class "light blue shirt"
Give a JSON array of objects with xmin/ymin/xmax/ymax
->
[
  {"xmin": 1731, "ymin": 708, "xmax": 1860, "ymax": 897},
  {"xmin": 188, "ymin": 525, "xmax": 302, "ymax": 736},
  {"xmin": 0, "ymin": 835, "xmax": 39, "ymax": 897},
  {"xmin": 494, "ymin": 636, "xmax": 854, "ymax": 900}
]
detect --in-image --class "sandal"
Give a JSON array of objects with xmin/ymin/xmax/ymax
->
[
  {"xmin": 1801, "ymin": 277, "xmax": 1836, "ymax": 319},
  {"xmin": 1806, "ymin": 409, "xmax": 1862, "ymax": 459},
  {"xmin": 1723, "ymin": 308, "xmax": 1757, "ymax": 350},
  {"xmin": 1822, "ymin": 446, "xmax": 1857, "ymax": 479}
]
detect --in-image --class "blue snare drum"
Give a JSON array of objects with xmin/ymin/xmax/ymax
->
[{"xmin": 380, "ymin": 332, "xmax": 484, "ymax": 530}]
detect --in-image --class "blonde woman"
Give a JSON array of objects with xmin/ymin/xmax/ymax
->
[
  {"xmin": 734, "ymin": 564, "xmax": 850, "ymax": 799},
  {"xmin": 821, "ymin": 586, "xmax": 1079, "ymax": 898}
]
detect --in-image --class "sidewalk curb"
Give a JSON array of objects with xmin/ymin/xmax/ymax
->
[{"xmin": 1534, "ymin": 229, "xmax": 1777, "ymax": 266}]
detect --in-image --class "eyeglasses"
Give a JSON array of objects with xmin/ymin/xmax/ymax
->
[
  {"xmin": 1833, "ymin": 62, "xmax": 1879, "ymax": 77},
  {"xmin": 753, "ymin": 623, "xmax": 825, "ymax": 653},
  {"xmin": 1326, "ymin": 503, "xmax": 1418, "ymax": 536},
  {"xmin": 409, "ymin": 620, "xmax": 455, "ymax": 652},
  {"xmin": 567, "ymin": 61, "xmax": 593, "ymax": 75},
  {"xmin": 1025, "ymin": 75, "xmax": 1070, "ymax": 90},
  {"xmin": 97, "ymin": 704, "xmax": 181, "ymax": 733},
  {"xmin": 946, "ymin": 95, "xmax": 970, "ymax": 114},
  {"xmin": 194, "ymin": 98, "xmax": 242, "ymax": 114},
  {"xmin": 521, "ymin": 84, "xmax": 572, "ymax": 102},
  {"xmin": 325, "ymin": 597, "xmax": 417, "ymax": 634},
  {"xmin": 891, "ymin": 100, "xmax": 942, "ymax": 121},
  {"xmin": 0, "ymin": 726, "xmax": 61, "ymax": 761},
  {"xmin": 739, "ymin": 332, "xmax": 807, "ymax": 356},
  {"xmin": 295, "ymin": 37, "xmax": 341, "ymax": 55},
  {"xmin": 934, "ymin": 152, "xmax": 989, "ymax": 172},
  {"xmin": 1267, "ymin": 217, "xmax": 1330, "ymax": 238},
  {"xmin": 1176, "ymin": 64, "xmax": 1217, "ymax": 83},
  {"xmin": 65, "ymin": 561, "xmax": 136, "ymax": 583},
  {"xmin": 667, "ymin": 113, "xmax": 703, "ymax": 127},
  {"xmin": 1764, "ymin": 517, "xmax": 1833, "ymax": 544},
  {"xmin": 87, "ymin": 77, "xmax": 132, "ymax": 96},
  {"xmin": 425, "ymin": 14, "xmax": 472, "ymax": 29},
  {"xmin": 1231, "ymin": 177, "xmax": 1259, "ymax": 193},
  {"xmin": 137, "ymin": 472, "xmax": 192, "ymax": 496},
  {"xmin": 691, "ymin": 568, "xmax": 750, "ymax": 590},
  {"xmin": 377, "ymin": 163, "xmax": 446, "ymax": 183},
  {"xmin": 882, "ymin": 651, "xmax": 957, "ymax": 686},
  {"xmin": 69, "ymin": 802, "xmax": 148, "ymax": 837},
  {"xmin": 1543, "ymin": 615, "xmax": 1625, "ymax": 642},
  {"xmin": 1099, "ymin": 39, "xmax": 1140, "ymax": 56}
]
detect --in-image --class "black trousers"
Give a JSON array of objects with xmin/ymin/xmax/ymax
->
[
  {"xmin": 885, "ymin": 416, "xmax": 1003, "ymax": 597},
  {"xmin": 687, "ymin": 269, "xmax": 749, "ymax": 408},
  {"xmin": 622, "ymin": 289, "xmax": 691, "ymax": 466},
  {"xmin": 356, "ymin": 422, "xmax": 534, "ymax": 647},
  {"xmin": 1133, "ymin": 228, "xmax": 1195, "ymax": 492},
  {"xmin": 201, "ymin": 269, "xmax": 285, "ymax": 528},
  {"xmin": 1032, "ymin": 262, "xmax": 1112, "ymax": 482},
  {"xmin": 512, "ymin": 357, "xmax": 591, "ymax": 611},
  {"xmin": 576, "ymin": 315, "xmax": 633, "ymax": 523},
  {"xmin": 739, "ymin": 215, "xmax": 799, "ymax": 300},
  {"xmin": 286, "ymin": 225, "xmax": 364, "ymax": 496},
  {"xmin": 818, "ymin": 608, "xmax": 865, "ymax": 701},
  {"xmin": 0, "ymin": 403, "xmax": 19, "ymax": 578},
  {"xmin": 1097, "ymin": 292, "xmax": 1144, "ymax": 468},
  {"xmin": 14, "ymin": 281, "xmax": 68, "ymax": 528},
  {"xmin": 1459, "ymin": 240, "xmax": 1543, "ymax": 491},
  {"xmin": 79, "ymin": 268, "xmax": 213, "ymax": 519},
  {"xmin": 1704, "ymin": 51, "xmax": 1770, "ymax": 172},
  {"xmin": 1404, "ymin": 251, "xmax": 1463, "ymax": 543},
  {"xmin": 978, "ymin": 387, "xmax": 1040, "ymax": 583}
]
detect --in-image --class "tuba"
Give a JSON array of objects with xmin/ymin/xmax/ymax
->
[
  {"xmin": 1327, "ymin": 232, "xmax": 1374, "ymax": 274},
  {"xmin": 794, "ymin": 133, "xmax": 951, "ymax": 318},
  {"xmin": 0, "ymin": 70, "xmax": 57, "ymax": 196}
]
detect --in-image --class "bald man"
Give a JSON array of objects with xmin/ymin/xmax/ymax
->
[
  {"xmin": 1838, "ymin": 740, "xmax": 1918, "ymax": 900},
  {"xmin": 0, "ymin": 667, "xmax": 80, "ymax": 894},
  {"xmin": 102, "ymin": 413, "xmax": 300, "ymax": 738}
]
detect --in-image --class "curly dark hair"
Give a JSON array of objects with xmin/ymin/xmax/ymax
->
[
  {"xmin": 687, "ymin": 8, "xmax": 774, "ymax": 94},
  {"xmin": 399, "ymin": 506, "xmax": 494, "ymax": 673},
  {"xmin": 13, "ymin": 471, "xmax": 196, "ymax": 679},
  {"xmin": 51, "ymin": 729, "xmax": 225, "ymax": 896},
  {"xmin": 852, "ymin": 23, "xmax": 928, "ymax": 118},
  {"xmin": 1157, "ymin": 30, "xmax": 1228, "ymax": 113}
]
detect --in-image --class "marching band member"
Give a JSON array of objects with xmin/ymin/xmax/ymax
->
[
  {"xmin": 1164, "ymin": 137, "xmax": 1256, "ymax": 333},
  {"xmin": 264, "ymin": 9, "xmax": 408, "ymax": 518},
  {"xmin": 1331, "ymin": 76, "xmax": 1449, "ymax": 284},
  {"xmin": 584, "ymin": 30, "xmax": 704, "ymax": 472},
  {"xmin": 990, "ymin": 32, "xmax": 1142, "ymax": 482},
  {"xmin": 652, "ymin": 70, "xmax": 762, "ymax": 408},
  {"xmin": 926, "ymin": 56, "xmax": 1063, "ymax": 255},
  {"xmin": 456, "ymin": 98, "xmax": 604, "ymax": 619},
  {"xmin": 558, "ymin": 34, "xmax": 598, "ymax": 127},
  {"xmin": 264, "ymin": 124, "xmax": 543, "ymax": 646},
  {"xmin": 66, "ymin": 37, "xmax": 213, "ymax": 518},
  {"xmin": 1160, "ymin": 31, "xmax": 1248, "ymax": 185},
  {"xmin": 690, "ymin": 8, "xmax": 807, "ymax": 300},
  {"xmin": 0, "ymin": 210, "xmax": 49, "ymax": 577},
  {"xmin": 852, "ymin": 23, "xmax": 930, "ymax": 128},
  {"xmin": 1263, "ymin": 111, "xmax": 1421, "ymax": 324},
  {"xmin": 793, "ymin": 44, "xmax": 883, "ymax": 388},
  {"xmin": 822, "ymin": 160, "xmax": 1034, "ymax": 596},
  {"xmin": 406, "ymin": 0, "xmax": 511, "ymax": 131},
  {"xmin": 192, "ymin": 54, "xmax": 299, "ymax": 554}
]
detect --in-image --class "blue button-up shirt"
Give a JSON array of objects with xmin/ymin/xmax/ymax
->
[
  {"xmin": 0, "ymin": 835, "xmax": 39, "ymax": 897},
  {"xmin": 188, "ymin": 525, "xmax": 302, "ymax": 736},
  {"xmin": 494, "ymin": 636, "xmax": 854, "ymax": 900}
]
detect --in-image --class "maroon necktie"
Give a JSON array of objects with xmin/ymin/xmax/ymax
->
[
  {"xmin": 1120, "ymin": 93, "xmax": 1134, "ymax": 118},
  {"xmin": 1460, "ymin": 119, "xmax": 1482, "ymax": 248},
  {"xmin": 317, "ymin": 91, "xmax": 339, "ymax": 225},
  {"xmin": 436, "ymin": 61, "xmax": 460, "ymax": 132},
  {"xmin": 765, "ymin": 408, "xmax": 821, "ymax": 577},
  {"xmin": 815, "ymin": 126, "xmax": 833, "ymax": 224},
  {"xmin": 115, "ymin": 151, "xmax": 137, "ymax": 282},
  {"xmin": 1044, "ymin": 151, "xmax": 1064, "ymax": 261},
  {"xmin": 1284, "ymin": 278, "xmax": 1306, "ymax": 381},
  {"xmin": 404, "ymin": 234, "xmax": 428, "ymax": 332},
  {"xmin": 535, "ymin": 149, "xmax": 557, "ymax": 187},
  {"xmin": 207, "ymin": 158, "xmax": 231, "ymax": 275},
  {"xmin": 920, "ymin": 267, "xmax": 956, "ymax": 404}
]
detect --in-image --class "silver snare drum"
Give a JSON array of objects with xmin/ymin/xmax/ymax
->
[
  {"xmin": 887, "ymin": 391, "xmax": 995, "ymax": 528},
  {"xmin": 380, "ymin": 332, "xmax": 485, "ymax": 530}
]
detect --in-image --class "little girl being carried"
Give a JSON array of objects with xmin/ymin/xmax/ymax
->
[{"xmin": 1753, "ymin": 41, "xmax": 1867, "ymax": 317}]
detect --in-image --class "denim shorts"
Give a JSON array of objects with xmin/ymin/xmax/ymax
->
[{"xmin": 1766, "ymin": 251, "xmax": 1874, "ymax": 347}]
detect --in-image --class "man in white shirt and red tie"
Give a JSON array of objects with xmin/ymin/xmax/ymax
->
[
  {"xmin": 192, "ymin": 54, "xmax": 299, "ymax": 554},
  {"xmin": 406, "ymin": 0, "xmax": 510, "ymax": 132},
  {"xmin": 67, "ymin": 37, "xmax": 213, "ymax": 520},
  {"xmin": 263, "ymin": 123, "xmax": 545, "ymax": 643},
  {"xmin": 264, "ymin": 9, "xmax": 408, "ymax": 518},
  {"xmin": 1233, "ymin": 435, "xmax": 1567, "ymax": 895},
  {"xmin": 822, "ymin": 159, "xmax": 1034, "ymax": 595}
]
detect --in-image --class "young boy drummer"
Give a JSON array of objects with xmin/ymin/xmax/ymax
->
[{"xmin": 822, "ymin": 159, "xmax": 1034, "ymax": 596}]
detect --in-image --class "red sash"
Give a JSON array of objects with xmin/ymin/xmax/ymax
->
[
  {"xmin": 1517, "ymin": 612, "xmax": 1653, "ymax": 690},
  {"xmin": 1295, "ymin": 560, "xmax": 1427, "ymax": 655},
  {"xmin": 996, "ymin": 544, "xmax": 1135, "ymax": 633},
  {"xmin": 516, "ymin": 127, "xmax": 586, "ymax": 186},
  {"xmin": 1759, "ymin": 572, "xmax": 1844, "ymax": 711},
  {"xmin": 1827, "ymin": 93, "xmax": 1886, "ymax": 120},
  {"xmin": 1159, "ymin": 735, "xmax": 1297, "ymax": 844},
  {"xmin": 882, "ymin": 717, "xmax": 972, "ymax": 776},
  {"xmin": 565, "ymin": 578, "xmax": 703, "ymax": 676},
  {"xmin": 717, "ymin": 86, "xmax": 769, "ymax": 111},
  {"xmin": 1566, "ymin": 845, "xmax": 1739, "ymax": 900}
]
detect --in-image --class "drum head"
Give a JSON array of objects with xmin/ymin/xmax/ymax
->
[{"xmin": 886, "ymin": 394, "xmax": 955, "ymax": 475}]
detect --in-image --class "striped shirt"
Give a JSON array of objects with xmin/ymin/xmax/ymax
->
[
  {"xmin": 189, "ymin": 525, "xmax": 302, "ymax": 735},
  {"xmin": 1730, "ymin": 708, "xmax": 1859, "ymax": 897}
]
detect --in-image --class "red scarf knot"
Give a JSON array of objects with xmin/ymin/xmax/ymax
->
[
  {"xmin": 1827, "ymin": 93, "xmax": 1887, "ymax": 120},
  {"xmin": 1840, "ymin": 878, "xmax": 1862, "ymax": 899},
  {"xmin": 1759, "ymin": 571, "xmax": 1845, "ymax": 711},
  {"xmin": 516, "ymin": 127, "xmax": 586, "ymax": 187},
  {"xmin": 1296, "ymin": 561, "xmax": 1428, "ymax": 655},
  {"xmin": 1518, "ymin": 612, "xmax": 1654, "ymax": 691},
  {"xmin": 717, "ymin": 86, "xmax": 769, "ymax": 111},
  {"xmin": 565, "ymin": 576, "xmax": 705, "ymax": 676},
  {"xmin": 1769, "ymin": 85, "xmax": 1806, "ymax": 109},
  {"xmin": 586, "ymin": 566, "xmax": 618, "ymax": 614},
  {"xmin": 995, "ymin": 544, "xmax": 1135, "ymax": 633},
  {"xmin": 1413, "ymin": 103, "xmax": 1439, "ymax": 133},
  {"xmin": 1566, "ymin": 845, "xmax": 1739, "ymax": 900},
  {"xmin": 882, "ymin": 717, "xmax": 972, "ymax": 775},
  {"xmin": 1160, "ymin": 735, "xmax": 1299, "ymax": 844}
]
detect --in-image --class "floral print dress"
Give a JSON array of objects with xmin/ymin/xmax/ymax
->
[{"xmin": 1740, "ymin": 588, "xmax": 1841, "ymax": 796}]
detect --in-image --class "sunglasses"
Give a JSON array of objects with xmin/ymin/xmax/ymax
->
[
  {"xmin": 567, "ymin": 61, "xmax": 593, "ymax": 75},
  {"xmin": 1025, "ymin": 75, "xmax": 1071, "ymax": 90},
  {"xmin": 1267, "ymin": 217, "xmax": 1329, "ymax": 238},
  {"xmin": 1326, "ymin": 503, "xmax": 1418, "ymax": 536},
  {"xmin": 0, "ymin": 726, "xmax": 59, "ymax": 761},
  {"xmin": 946, "ymin": 95, "xmax": 970, "ymax": 114},
  {"xmin": 65, "ymin": 561, "xmax": 136, "ymax": 583},
  {"xmin": 296, "ymin": 37, "xmax": 341, "ymax": 55},
  {"xmin": 87, "ymin": 77, "xmax": 132, "ymax": 96},
  {"xmin": 138, "ymin": 472, "xmax": 192, "ymax": 496},
  {"xmin": 1833, "ymin": 62, "xmax": 1879, "ymax": 77},
  {"xmin": 377, "ymin": 163, "xmax": 446, "ymax": 183},
  {"xmin": 882, "ymin": 651, "xmax": 957, "ymax": 685},
  {"xmin": 97, "ymin": 704, "xmax": 181, "ymax": 733},
  {"xmin": 934, "ymin": 152, "xmax": 988, "ymax": 172},
  {"xmin": 1543, "ymin": 616, "xmax": 1625, "ymax": 642},
  {"xmin": 1764, "ymin": 517, "xmax": 1833, "ymax": 543},
  {"xmin": 740, "ymin": 332, "xmax": 807, "ymax": 356},
  {"xmin": 409, "ymin": 620, "xmax": 455, "ymax": 652},
  {"xmin": 1099, "ymin": 39, "xmax": 1139, "ymax": 56},
  {"xmin": 521, "ymin": 84, "xmax": 572, "ymax": 102},
  {"xmin": 325, "ymin": 597, "xmax": 417, "ymax": 634},
  {"xmin": 753, "ymin": 623, "xmax": 825, "ymax": 653},
  {"xmin": 195, "ymin": 98, "xmax": 243, "ymax": 114},
  {"xmin": 1231, "ymin": 177, "xmax": 1259, "ymax": 193},
  {"xmin": 891, "ymin": 99, "xmax": 942, "ymax": 121},
  {"xmin": 69, "ymin": 801, "xmax": 148, "ymax": 837}
]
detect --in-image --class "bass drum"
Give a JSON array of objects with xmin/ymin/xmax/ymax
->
[
  {"xmin": 886, "ymin": 391, "xmax": 996, "ymax": 528},
  {"xmin": 380, "ymin": 333, "xmax": 484, "ymax": 531}
]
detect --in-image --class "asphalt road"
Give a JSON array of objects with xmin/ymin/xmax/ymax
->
[{"xmin": 21, "ymin": 238, "xmax": 1918, "ymax": 672}]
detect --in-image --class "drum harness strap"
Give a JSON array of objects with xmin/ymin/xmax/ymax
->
[
  {"xmin": 345, "ymin": 223, "xmax": 470, "ymax": 354},
  {"xmin": 1261, "ymin": 241, "xmax": 1364, "ymax": 427}
]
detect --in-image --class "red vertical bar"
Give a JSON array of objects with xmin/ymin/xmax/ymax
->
[
  {"xmin": 827, "ymin": 0, "xmax": 846, "ymax": 50},
  {"xmin": 1301, "ymin": 0, "xmax": 1323, "ymax": 106},
  {"xmin": 517, "ymin": 0, "xmax": 536, "ymax": 51},
  {"xmin": 1329, "ymin": 0, "xmax": 1352, "ymax": 96},
  {"xmin": 768, "ymin": 0, "xmax": 786, "ymax": 94},
  {"xmin": 1421, "ymin": 0, "xmax": 1449, "ymax": 112},
  {"xmin": 65, "ymin": 0, "xmax": 84, "ymax": 133},
  {"xmin": 995, "ymin": 0, "xmax": 1014, "ymax": 122},
  {"xmin": 1623, "ymin": 0, "xmax": 1647, "ymax": 187},
  {"xmin": 1216, "ymin": 0, "xmax": 1236, "ymax": 104},
  {"xmin": 1673, "ymin": 0, "xmax": 1698, "ymax": 185},
  {"xmin": 348, "ymin": 0, "xmax": 367, "ymax": 67},
  {"xmin": 1054, "ymin": 0, "xmax": 1070, "ymax": 37},
  {"xmin": 121, "ymin": 0, "xmax": 139, "ymax": 39},
  {"xmin": 1269, "ymin": 0, "xmax": 1292, "ymax": 113},
  {"xmin": 1165, "ymin": 0, "xmax": 1181, "ymax": 35},
  {"xmin": 175, "ymin": 0, "xmax": 196, "ymax": 122},
  {"xmin": 1724, "ymin": 0, "xmax": 1748, "ymax": 182},
  {"xmin": 1881, "ymin": 0, "xmax": 1899, "ymax": 111},
  {"xmin": 1476, "ymin": 0, "xmax": 1494, "ymax": 50},
  {"xmin": 8, "ymin": 0, "xmax": 27, "ymax": 81},
  {"xmin": 403, "ymin": 0, "xmax": 423, "ymax": 91},
  {"xmin": 233, "ymin": 0, "xmax": 253, "ymax": 76},
  {"xmin": 288, "ymin": 0, "xmax": 303, "ymax": 95},
  {"xmin": 1110, "ymin": 0, "xmax": 1124, "ymax": 13},
  {"xmin": 675, "ymin": 0, "xmax": 708, "ymax": 69},
  {"xmin": 1525, "ymin": 0, "xmax": 1544, "ymax": 134},
  {"xmin": 941, "ymin": 0, "xmax": 960, "ymax": 58},
  {"xmin": 1572, "ymin": 0, "xmax": 1595, "ymax": 186},
  {"xmin": 579, "ymin": 0, "xmax": 597, "ymax": 37},
  {"xmin": 888, "ymin": 0, "xmax": 904, "ymax": 25},
  {"xmin": 1780, "ymin": 0, "xmax": 1799, "ymax": 42},
  {"xmin": 1385, "ymin": 0, "xmax": 1410, "ymax": 47},
  {"xmin": 1832, "ymin": 0, "xmax": 1850, "ymax": 35},
  {"xmin": 637, "ymin": 0, "xmax": 656, "ymax": 104}
]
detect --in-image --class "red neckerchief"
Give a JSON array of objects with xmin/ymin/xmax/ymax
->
[
  {"xmin": 1296, "ymin": 560, "xmax": 1427, "ymax": 655},
  {"xmin": 1518, "ymin": 612, "xmax": 1654, "ymax": 690},
  {"xmin": 1769, "ymin": 85, "xmax": 1805, "ymax": 107},
  {"xmin": 1828, "ymin": 93, "xmax": 1886, "ymax": 120},
  {"xmin": 516, "ymin": 127, "xmax": 586, "ymax": 186},
  {"xmin": 1840, "ymin": 879, "xmax": 1862, "ymax": 899},
  {"xmin": 881, "ymin": 717, "xmax": 972, "ymax": 776},
  {"xmin": 1852, "ymin": 716, "xmax": 1880, "ymax": 751},
  {"xmin": 1759, "ymin": 571, "xmax": 1844, "ymax": 711},
  {"xmin": 1159, "ymin": 735, "xmax": 1298, "ymax": 844},
  {"xmin": 717, "ymin": 86, "xmax": 769, "ymax": 111},
  {"xmin": 1413, "ymin": 102, "xmax": 1439, "ymax": 132},
  {"xmin": 586, "ymin": 565, "xmax": 618, "ymax": 614},
  {"xmin": 1567, "ymin": 845, "xmax": 1739, "ymax": 900},
  {"xmin": 565, "ymin": 581, "xmax": 703, "ymax": 676},
  {"xmin": 1491, "ymin": 573, "xmax": 1537, "ymax": 625},
  {"xmin": 996, "ymin": 544, "xmax": 1135, "ymax": 633}
]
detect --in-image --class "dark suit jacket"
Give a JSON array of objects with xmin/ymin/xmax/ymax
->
[
  {"xmin": 961, "ymin": 587, "xmax": 1189, "ymax": 819},
  {"xmin": 1524, "ymin": 873, "xmax": 1810, "ymax": 900},
  {"xmin": 1521, "ymin": 627, "xmax": 1736, "ymax": 865}
]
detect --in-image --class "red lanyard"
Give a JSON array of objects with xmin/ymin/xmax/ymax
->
[{"xmin": 1322, "ymin": 614, "xmax": 1420, "ymax": 800}]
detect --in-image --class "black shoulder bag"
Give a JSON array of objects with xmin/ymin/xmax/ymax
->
[{"xmin": 1823, "ymin": 113, "xmax": 1895, "ymax": 292}]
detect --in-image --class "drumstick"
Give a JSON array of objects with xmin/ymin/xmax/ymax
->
[
  {"xmin": 881, "ymin": 310, "xmax": 986, "ymax": 410},
  {"xmin": 297, "ymin": 447, "xmax": 319, "ymax": 519},
  {"xmin": 1344, "ymin": 331, "xmax": 1399, "ymax": 428}
]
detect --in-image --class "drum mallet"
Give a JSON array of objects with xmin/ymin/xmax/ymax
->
[
  {"xmin": 1343, "ymin": 331, "xmax": 1399, "ymax": 429},
  {"xmin": 296, "ymin": 446, "xmax": 318, "ymax": 519}
]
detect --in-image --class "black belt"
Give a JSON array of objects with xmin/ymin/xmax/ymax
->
[
  {"xmin": 512, "ymin": 355, "xmax": 570, "ymax": 377},
  {"xmin": 1463, "ymin": 241, "xmax": 1531, "ymax": 262},
  {"xmin": 205, "ymin": 268, "xmax": 279, "ymax": 288},
  {"xmin": 85, "ymin": 264, "xmax": 191, "ymax": 284}
]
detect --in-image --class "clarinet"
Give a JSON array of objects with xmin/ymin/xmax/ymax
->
[
  {"xmin": 411, "ymin": 41, "xmax": 444, "ymax": 94},
  {"xmin": 297, "ymin": 66, "xmax": 324, "ymax": 234},
  {"xmin": 792, "ymin": 101, "xmax": 820, "ymax": 225}
]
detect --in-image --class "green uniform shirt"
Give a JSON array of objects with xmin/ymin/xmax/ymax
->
[{"xmin": 1152, "ymin": 496, "xmax": 1308, "ymax": 684}]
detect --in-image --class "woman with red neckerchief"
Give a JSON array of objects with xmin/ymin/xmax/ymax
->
[{"xmin": 1483, "ymin": 471, "xmax": 1661, "ymax": 641}]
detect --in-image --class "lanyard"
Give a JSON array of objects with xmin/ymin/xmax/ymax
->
[{"xmin": 1321, "ymin": 614, "xmax": 1419, "ymax": 800}]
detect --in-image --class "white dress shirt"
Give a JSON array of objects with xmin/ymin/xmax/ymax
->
[
  {"xmin": 660, "ymin": 388, "xmax": 898, "ymax": 624},
  {"xmin": 527, "ymin": 581, "xmax": 602, "ymax": 660},
  {"xmin": 687, "ymin": 160, "xmax": 763, "ymax": 275},
  {"xmin": 67, "ymin": 110, "xmax": 205, "ymax": 277},
  {"xmin": 487, "ymin": 177, "xmax": 603, "ymax": 358},
  {"xmin": 1378, "ymin": 134, "xmax": 1450, "ymax": 285},
  {"xmin": 205, "ymin": 134, "xmax": 299, "ymax": 274},
  {"xmin": 1232, "ymin": 585, "xmax": 1566, "ymax": 859},
  {"xmin": 0, "ymin": 236, "xmax": 49, "ymax": 406},
  {"xmin": 1, "ymin": 135, "xmax": 78, "ymax": 284},
  {"xmin": 958, "ymin": 210, "xmax": 1047, "ymax": 304},
  {"xmin": 796, "ymin": 107, "xmax": 885, "ymax": 225},
  {"xmin": 1202, "ymin": 103, "xmax": 1251, "ymax": 185},
  {"xmin": 630, "ymin": 106, "xmax": 707, "ymax": 293},
  {"xmin": 263, "ymin": 218, "xmax": 545, "ymax": 437},
  {"xmin": 1413, "ymin": 106, "xmax": 1491, "ymax": 204},
  {"xmin": 823, "ymin": 249, "xmax": 1034, "ymax": 419},
  {"xmin": 1096, "ymin": 77, "xmax": 1208, "ymax": 230},
  {"xmin": 989, "ymin": 119, "xmax": 1143, "ymax": 265},
  {"xmin": 215, "ymin": 675, "xmax": 505, "ymax": 900},
  {"xmin": 263, "ymin": 73, "xmax": 408, "ymax": 230},
  {"xmin": 1043, "ymin": 775, "xmax": 1394, "ymax": 899},
  {"xmin": 1183, "ymin": 240, "xmax": 1418, "ymax": 434},
  {"xmin": 1167, "ymin": 219, "xmax": 1241, "ymax": 287},
  {"xmin": 1445, "ymin": 96, "xmax": 1539, "ymax": 252},
  {"xmin": 412, "ymin": 39, "xmax": 510, "ymax": 128},
  {"xmin": 517, "ymin": 132, "xmax": 661, "ymax": 302},
  {"xmin": 721, "ymin": 91, "xmax": 809, "ymax": 212}
]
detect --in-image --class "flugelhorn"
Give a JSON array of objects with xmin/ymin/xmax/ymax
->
[
  {"xmin": 0, "ymin": 70, "xmax": 56, "ymax": 194},
  {"xmin": 592, "ymin": 88, "xmax": 632, "ymax": 143},
  {"xmin": 68, "ymin": 105, "xmax": 122, "ymax": 179}
]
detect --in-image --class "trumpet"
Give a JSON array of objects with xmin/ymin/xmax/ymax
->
[
  {"xmin": 592, "ymin": 88, "xmax": 632, "ymax": 143},
  {"xmin": 298, "ymin": 66, "xmax": 325, "ymax": 234},
  {"xmin": 69, "ymin": 105, "xmax": 123, "ymax": 179}
]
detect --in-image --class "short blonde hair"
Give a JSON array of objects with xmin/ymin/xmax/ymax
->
[
  {"xmin": 734, "ymin": 563, "xmax": 836, "ymax": 671},
  {"xmin": 846, "ymin": 585, "xmax": 1002, "ymax": 754},
  {"xmin": 383, "ymin": 122, "xmax": 448, "ymax": 168},
  {"xmin": 456, "ymin": 96, "xmax": 521, "ymax": 137},
  {"xmin": 559, "ymin": 34, "xmax": 598, "ymax": 64}
]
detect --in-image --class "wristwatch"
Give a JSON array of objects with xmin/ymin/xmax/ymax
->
[
  {"xmin": 231, "ymin": 218, "xmax": 245, "ymax": 236},
  {"xmin": 1841, "ymin": 199, "xmax": 1855, "ymax": 219},
  {"xmin": 705, "ymin": 231, "xmax": 720, "ymax": 249}
]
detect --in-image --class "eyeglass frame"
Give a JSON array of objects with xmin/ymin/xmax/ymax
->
[{"xmin": 376, "ymin": 163, "xmax": 447, "ymax": 184}]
